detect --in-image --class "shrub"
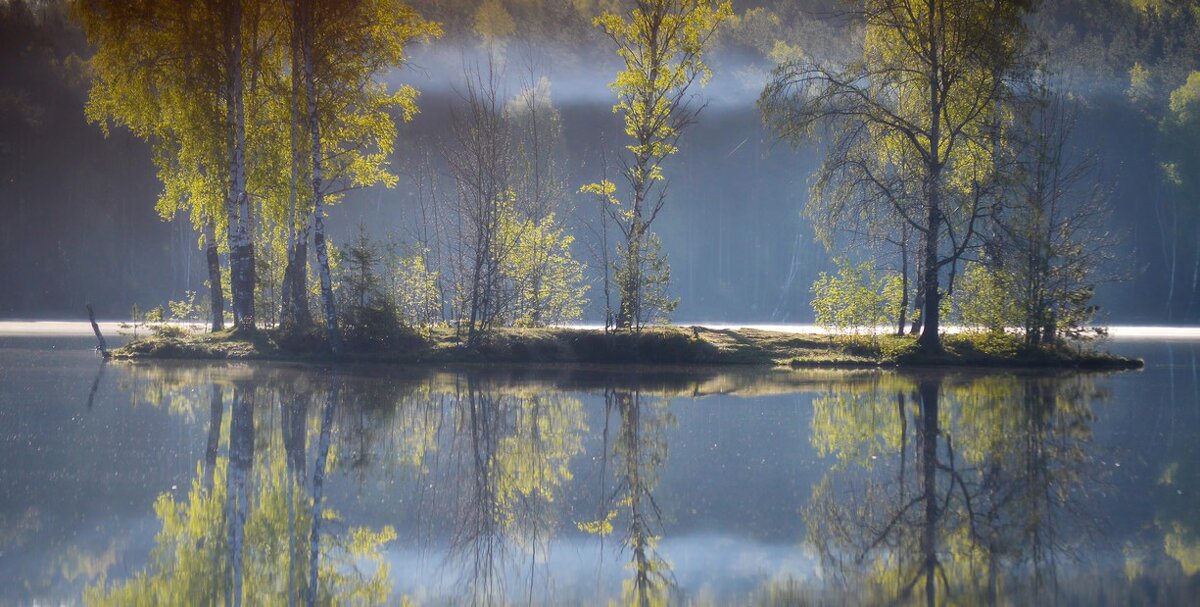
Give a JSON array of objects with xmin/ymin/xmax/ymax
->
[
  {"xmin": 953, "ymin": 262, "xmax": 1019, "ymax": 333},
  {"xmin": 811, "ymin": 258, "xmax": 903, "ymax": 336},
  {"xmin": 151, "ymin": 323, "xmax": 188, "ymax": 339}
]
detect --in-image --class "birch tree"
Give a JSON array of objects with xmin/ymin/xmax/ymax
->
[
  {"xmin": 79, "ymin": 0, "xmax": 242, "ymax": 331},
  {"xmin": 760, "ymin": 0, "xmax": 1034, "ymax": 351},
  {"xmin": 581, "ymin": 0, "xmax": 732, "ymax": 331},
  {"xmin": 290, "ymin": 0, "xmax": 439, "ymax": 352}
]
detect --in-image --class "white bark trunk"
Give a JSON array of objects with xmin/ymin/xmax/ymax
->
[
  {"xmin": 301, "ymin": 0, "xmax": 341, "ymax": 353},
  {"xmin": 225, "ymin": 0, "xmax": 256, "ymax": 331},
  {"xmin": 225, "ymin": 388, "xmax": 254, "ymax": 607}
]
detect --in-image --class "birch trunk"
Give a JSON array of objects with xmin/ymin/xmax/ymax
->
[
  {"xmin": 281, "ymin": 0, "xmax": 311, "ymax": 330},
  {"xmin": 898, "ymin": 233, "xmax": 909, "ymax": 336},
  {"xmin": 301, "ymin": 0, "xmax": 341, "ymax": 353},
  {"xmin": 225, "ymin": 0, "xmax": 256, "ymax": 332},
  {"xmin": 204, "ymin": 218, "xmax": 225, "ymax": 331}
]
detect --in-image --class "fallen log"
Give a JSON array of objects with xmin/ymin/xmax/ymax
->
[{"xmin": 87, "ymin": 303, "xmax": 110, "ymax": 358}]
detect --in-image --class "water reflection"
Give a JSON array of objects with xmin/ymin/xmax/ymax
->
[
  {"xmin": 67, "ymin": 363, "xmax": 1198, "ymax": 605},
  {"xmin": 86, "ymin": 375, "xmax": 393, "ymax": 606},
  {"xmin": 441, "ymin": 375, "xmax": 586, "ymax": 604},
  {"xmin": 581, "ymin": 389, "xmax": 676, "ymax": 606},
  {"xmin": 803, "ymin": 373, "xmax": 1106, "ymax": 605}
]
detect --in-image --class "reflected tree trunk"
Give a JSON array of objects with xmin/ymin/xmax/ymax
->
[
  {"xmin": 282, "ymin": 391, "xmax": 308, "ymax": 607},
  {"xmin": 204, "ymin": 384, "xmax": 225, "ymax": 494},
  {"xmin": 225, "ymin": 387, "xmax": 254, "ymax": 607},
  {"xmin": 610, "ymin": 389, "xmax": 672, "ymax": 606},
  {"xmin": 299, "ymin": 0, "xmax": 341, "ymax": 353},
  {"xmin": 460, "ymin": 378, "xmax": 503, "ymax": 603},
  {"xmin": 307, "ymin": 383, "xmax": 338, "ymax": 607},
  {"xmin": 917, "ymin": 378, "xmax": 940, "ymax": 607},
  {"xmin": 621, "ymin": 392, "xmax": 653, "ymax": 607},
  {"xmin": 85, "ymin": 360, "xmax": 107, "ymax": 410}
]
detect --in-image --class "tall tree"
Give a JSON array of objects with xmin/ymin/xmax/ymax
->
[
  {"xmin": 222, "ymin": 0, "xmax": 258, "ymax": 331},
  {"xmin": 761, "ymin": 0, "xmax": 1034, "ymax": 350},
  {"xmin": 996, "ymin": 82, "xmax": 1116, "ymax": 344},
  {"xmin": 291, "ymin": 0, "xmax": 440, "ymax": 352},
  {"xmin": 582, "ymin": 0, "xmax": 732, "ymax": 331},
  {"xmin": 79, "ymin": 0, "xmax": 243, "ymax": 331}
]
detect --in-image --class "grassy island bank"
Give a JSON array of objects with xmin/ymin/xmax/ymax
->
[{"xmin": 110, "ymin": 326, "xmax": 1143, "ymax": 370}]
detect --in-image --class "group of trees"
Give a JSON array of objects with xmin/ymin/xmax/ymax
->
[
  {"xmin": 61, "ymin": 0, "xmax": 1200, "ymax": 350},
  {"xmin": 83, "ymin": 362, "xmax": 1200, "ymax": 604},
  {"xmin": 438, "ymin": 66, "xmax": 589, "ymax": 346},
  {"xmin": 78, "ymin": 0, "xmax": 440, "ymax": 352},
  {"xmin": 76, "ymin": 0, "xmax": 738, "ymax": 349},
  {"xmin": 761, "ymin": 0, "xmax": 1121, "ymax": 349},
  {"xmin": 5, "ymin": 0, "xmax": 1200, "ymax": 328},
  {"xmin": 1068, "ymin": 0, "xmax": 1200, "ymax": 322}
]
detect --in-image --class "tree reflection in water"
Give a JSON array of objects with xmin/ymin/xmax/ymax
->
[
  {"xmin": 579, "ymin": 388, "xmax": 676, "ymax": 607},
  {"xmin": 75, "ymin": 364, "xmax": 1198, "ymax": 605},
  {"xmin": 442, "ymin": 372, "xmax": 587, "ymax": 605},
  {"xmin": 85, "ymin": 372, "xmax": 394, "ymax": 606},
  {"xmin": 804, "ymin": 372, "xmax": 1106, "ymax": 606}
]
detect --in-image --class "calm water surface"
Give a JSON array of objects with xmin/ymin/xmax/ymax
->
[{"xmin": 0, "ymin": 334, "xmax": 1197, "ymax": 605}]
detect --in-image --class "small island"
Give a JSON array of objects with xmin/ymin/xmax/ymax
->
[
  {"xmin": 69, "ymin": 0, "xmax": 1144, "ymax": 377},
  {"xmin": 110, "ymin": 325, "xmax": 1142, "ymax": 370}
]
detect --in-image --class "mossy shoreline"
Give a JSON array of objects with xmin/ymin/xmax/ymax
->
[{"xmin": 109, "ymin": 325, "xmax": 1144, "ymax": 371}]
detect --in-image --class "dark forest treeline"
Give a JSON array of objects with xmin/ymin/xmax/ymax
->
[
  {"xmin": 0, "ymin": 1, "xmax": 169, "ymax": 316},
  {"xmin": 1, "ymin": 0, "xmax": 1199, "ymax": 326}
]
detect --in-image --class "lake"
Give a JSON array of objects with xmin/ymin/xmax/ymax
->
[{"xmin": 0, "ymin": 331, "xmax": 1197, "ymax": 605}]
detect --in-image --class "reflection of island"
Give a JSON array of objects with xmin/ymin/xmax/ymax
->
[
  {"xmin": 78, "ymin": 362, "xmax": 1198, "ymax": 604},
  {"xmin": 804, "ymin": 372, "xmax": 1106, "ymax": 605},
  {"xmin": 85, "ymin": 378, "xmax": 394, "ymax": 606}
]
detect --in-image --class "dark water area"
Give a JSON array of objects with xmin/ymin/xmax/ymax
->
[{"xmin": 0, "ymin": 336, "xmax": 1197, "ymax": 605}]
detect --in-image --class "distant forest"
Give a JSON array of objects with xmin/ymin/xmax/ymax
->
[{"xmin": 1, "ymin": 0, "xmax": 1198, "ymax": 325}]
